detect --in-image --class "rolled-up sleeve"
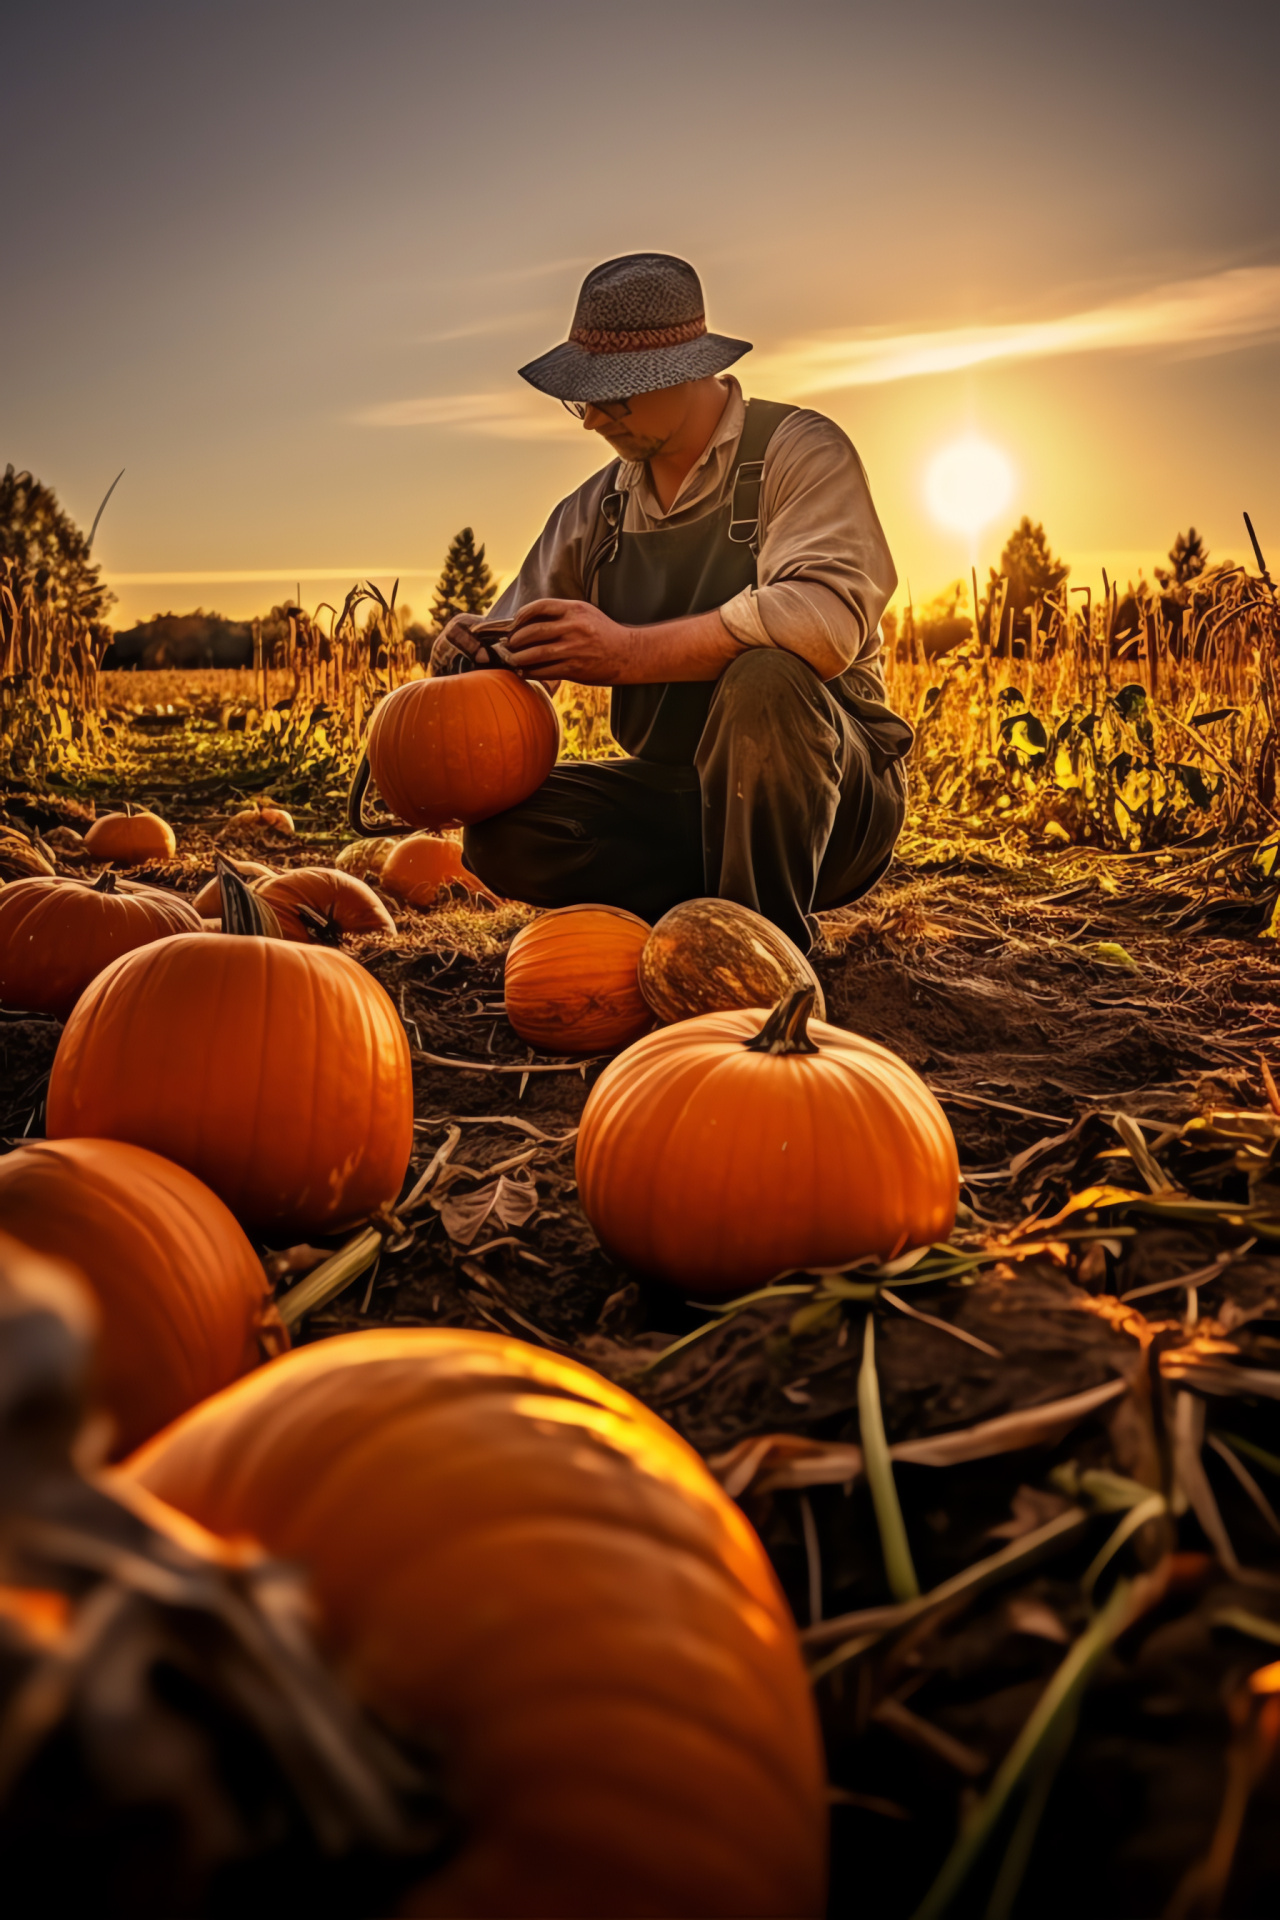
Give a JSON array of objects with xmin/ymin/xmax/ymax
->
[{"xmin": 718, "ymin": 412, "xmax": 897, "ymax": 680}]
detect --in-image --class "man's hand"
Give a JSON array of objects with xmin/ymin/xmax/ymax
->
[
  {"xmin": 505, "ymin": 600, "xmax": 636, "ymax": 684},
  {"xmin": 429, "ymin": 612, "xmax": 490, "ymax": 676}
]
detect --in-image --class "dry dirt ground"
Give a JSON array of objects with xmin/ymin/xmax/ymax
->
[{"xmin": 4, "ymin": 757, "xmax": 1280, "ymax": 1918}]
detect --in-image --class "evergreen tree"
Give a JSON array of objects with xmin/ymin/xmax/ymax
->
[
  {"xmin": 430, "ymin": 527, "xmax": 498, "ymax": 628},
  {"xmin": 1156, "ymin": 528, "xmax": 1208, "ymax": 590},
  {"xmin": 0, "ymin": 465, "xmax": 113, "ymax": 622},
  {"xmin": 996, "ymin": 517, "xmax": 1069, "ymax": 605}
]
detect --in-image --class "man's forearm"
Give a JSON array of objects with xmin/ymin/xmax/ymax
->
[{"xmin": 612, "ymin": 609, "xmax": 748, "ymax": 683}]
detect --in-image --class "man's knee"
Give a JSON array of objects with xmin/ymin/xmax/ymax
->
[
  {"xmin": 701, "ymin": 649, "xmax": 835, "ymax": 762},
  {"xmin": 714, "ymin": 648, "xmax": 820, "ymax": 712}
]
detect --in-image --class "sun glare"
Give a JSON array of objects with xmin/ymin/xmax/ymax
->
[{"xmin": 925, "ymin": 436, "xmax": 1015, "ymax": 537}]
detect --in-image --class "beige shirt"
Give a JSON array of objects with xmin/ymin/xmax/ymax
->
[{"xmin": 489, "ymin": 377, "xmax": 897, "ymax": 681}]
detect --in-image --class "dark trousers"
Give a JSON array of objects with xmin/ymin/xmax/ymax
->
[{"xmin": 464, "ymin": 651, "xmax": 906, "ymax": 953}]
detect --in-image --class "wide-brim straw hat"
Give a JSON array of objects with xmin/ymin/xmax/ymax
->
[{"xmin": 518, "ymin": 253, "xmax": 752, "ymax": 403}]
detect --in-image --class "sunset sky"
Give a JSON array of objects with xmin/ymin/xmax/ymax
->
[{"xmin": 4, "ymin": 0, "xmax": 1279, "ymax": 630}]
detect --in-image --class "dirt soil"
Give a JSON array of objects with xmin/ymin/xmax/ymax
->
[{"xmin": 5, "ymin": 746, "xmax": 1280, "ymax": 1919}]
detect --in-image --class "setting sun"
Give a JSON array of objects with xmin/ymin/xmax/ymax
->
[{"xmin": 924, "ymin": 435, "xmax": 1016, "ymax": 537}]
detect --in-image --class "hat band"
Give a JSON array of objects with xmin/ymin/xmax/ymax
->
[{"xmin": 569, "ymin": 314, "xmax": 707, "ymax": 354}]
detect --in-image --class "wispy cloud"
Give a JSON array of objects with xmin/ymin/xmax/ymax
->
[
  {"xmin": 357, "ymin": 264, "xmax": 1280, "ymax": 441},
  {"xmin": 356, "ymin": 389, "xmax": 580, "ymax": 440},
  {"xmin": 752, "ymin": 264, "xmax": 1280, "ymax": 395}
]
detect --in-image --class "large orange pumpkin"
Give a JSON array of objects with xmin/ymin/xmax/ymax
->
[
  {"xmin": 380, "ymin": 833, "xmax": 498, "ymax": 908},
  {"xmin": 0, "ymin": 870, "xmax": 203, "ymax": 1017},
  {"xmin": 84, "ymin": 808, "xmax": 176, "ymax": 864},
  {"xmin": 0, "ymin": 1137, "xmax": 284, "ymax": 1457},
  {"xmin": 124, "ymin": 1329, "xmax": 827, "ymax": 1918},
  {"xmin": 353, "ymin": 671, "xmax": 559, "ymax": 831},
  {"xmin": 45, "ymin": 868, "xmax": 412, "ymax": 1236},
  {"xmin": 576, "ymin": 987, "xmax": 959, "ymax": 1294},
  {"xmin": 253, "ymin": 866, "xmax": 396, "ymax": 943},
  {"xmin": 504, "ymin": 905, "xmax": 652, "ymax": 1054}
]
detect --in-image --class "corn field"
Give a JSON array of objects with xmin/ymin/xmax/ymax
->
[
  {"xmin": 5, "ymin": 557, "xmax": 1280, "ymax": 849},
  {"xmin": 889, "ymin": 564, "xmax": 1280, "ymax": 849}
]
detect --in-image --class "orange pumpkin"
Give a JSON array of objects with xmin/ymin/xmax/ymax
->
[
  {"xmin": 576, "ymin": 987, "xmax": 959, "ymax": 1294},
  {"xmin": 334, "ymin": 835, "xmax": 400, "ymax": 882},
  {"xmin": 192, "ymin": 858, "xmax": 275, "ymax": 915},
  {"xmin": 0, "ymin": 870, "xmax": 203, "ymax": 1017},
  {"xmin": 504, "ymin": 906, "xmax": 651, "ymax": 1054},
  {"xmin": 353, "ymin": 671, "xmax": 559, "ymax": 831},
  {"xmin": 124, "ymin": 1329, "xmax": 827, "ymax": 1917},
  {"xmin": 253, "ymin": 866, "xmax": 396, "ymax": 943},
  {"xmin": 0, "ymin": 1138, "xmax": 284, "ymax": 1457},
  {"xmin": 84, "ymin": 808, "xmax": 176, "ymax": 865},
  {"xmin": 45, "ymin": 867, "xmax": 412, "ymax": 1236},
  {"xmin": 380, "ymin": 833, "xmax": 497, "ymax": 908},
  {"xmin": 639, "ymin": 896, "xmax": 827, "ymax": 1024}
]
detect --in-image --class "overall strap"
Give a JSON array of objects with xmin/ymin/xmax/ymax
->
[
  {"xmin": 728, "ymin": 398, "xmax": 798, "ymax": 554},
  {"xmin": 583, "ymin": 462, "xmax": 627, "ymax": 603}
]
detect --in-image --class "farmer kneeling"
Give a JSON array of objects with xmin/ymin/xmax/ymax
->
[{"xmin": 435, "ymin": 252, "xmax": 912, "ymax": 955}]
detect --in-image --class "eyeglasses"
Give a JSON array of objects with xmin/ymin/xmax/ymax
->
[{"xmin": 561, "ymin": 397, "xmax": 633, "ymax": 422}]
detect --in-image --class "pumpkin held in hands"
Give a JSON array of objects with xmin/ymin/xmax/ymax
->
[
  {"xmin": 0, "ymin": 1137, "xmax": 284, "ymax": 1457},
  {"xmin": 0, "ymin": 871, "xmax": 202, "ymax": 1017},
  {"xmin": 45, "ymin": 867, "xmax": 412, "ymax": 1236},
  {"xmin": 124, "ymin": 1328, "xmax": 827, "ymax": 1918},
  {"xmin": 576, "ymin": 987, "xmax": 958, "ymax": 1294},
  {"xmin": 504, "ymin": 906, "xmax": 651, "ymax": 1054},
  {"xmin": 638, "ymin": 896, "xmax": 826, "ymax": 1024},
  {"xmin": 354, "ymin": 670, "xmax": 559, "ymax": 831},
  {"xmin": 84, "ymin": 808, "xmax": 176, "ymax": 865}
]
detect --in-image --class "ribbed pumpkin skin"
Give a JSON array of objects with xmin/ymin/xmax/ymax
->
[
  {"xmin": 193, "ymin": 860, "xmax": 275, "ymax": 915},
  {"xmin": 124, "ymin": 1329, "xmax": 826, "ymax": 1918},
  {"xmin": 368, "ymin": 673, "xmax": 559, "ymax": 829},
  {"xmin": 505, "ymin": 906, "xmax": 652, "ymax": 1054},
  {"xmin": 46, "ymin": 934, "xmax": 412, "ymax": 1235},
  {"xmin": 577, "ymin": 1006, "xmax": 959, "ymax": 1294},
  {"xmin": 0, "ymin": 1138, "xmax": 283, "ymax": 1457},
  {"xmin": 0, "ymin": 875, "xmax": 203, "ymax": 1017},
  {"xmin": 253, "ymin": 866, "xmax": 396, "ymax": 942},
  {"xmin": 639, "ymin": 897, "xmax": 826, "ymax": 1023},
  {"xmin": 84, "ymin": 810, "xmax": 176, "ymax": 864},
  {"xmin": 335, "ymin": 836, "xmax": 399, "ymax": 882}
]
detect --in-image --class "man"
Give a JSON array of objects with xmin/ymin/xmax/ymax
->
[{"xmin": 435, "ymin": 252, "xmax": 911, "ymax": 954}]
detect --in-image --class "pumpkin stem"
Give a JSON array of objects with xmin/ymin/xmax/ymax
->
[
  {"xmin": 296, "ymin": 902, "xmax": 344, "ymax": 948},
  {"xmin": 742, "ymin": 985, "xmax": 820, "ymax": 1056},
  {"xmin": 346, "ymin": 749, "xmax": 385, "ymax": 838},
  {"xmin": 217, "ymin": 854, "xmax": 275, "ymax": 937},
  {"xmin": 91, "ymin": 870, "xmax": 118, "ymax": 894}
]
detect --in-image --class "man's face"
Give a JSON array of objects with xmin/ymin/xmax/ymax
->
[{"xmin": 581, "ymin": 384, "xmax": 692, "ymax": 461}]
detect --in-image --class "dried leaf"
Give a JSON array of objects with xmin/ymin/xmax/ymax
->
[{"xmin": 438, "ymin": 1173, "xmax": 538, "ymax": 1247}]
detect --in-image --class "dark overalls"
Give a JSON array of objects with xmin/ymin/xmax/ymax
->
[{"xmin": 464, "ymin": 399, "xmax": 912, "ymax": 953}]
